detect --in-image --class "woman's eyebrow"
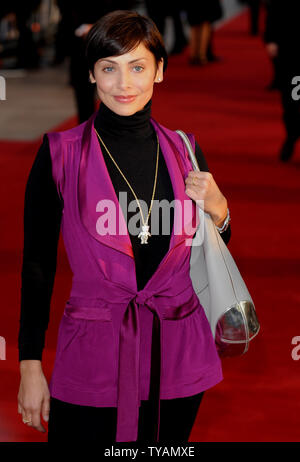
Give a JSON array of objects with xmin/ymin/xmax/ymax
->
[
  {"xmin": 128, "ymin": 58, "xmax": 147, "ymax": 63},
  {"xmin": 100, "ymin": 57, "xmax": 148, "ymax": 64}
]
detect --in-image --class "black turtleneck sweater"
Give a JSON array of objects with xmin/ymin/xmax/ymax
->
[{"xmin": 18, "ymin": 100, "xmax": 231, "ymax": 362}]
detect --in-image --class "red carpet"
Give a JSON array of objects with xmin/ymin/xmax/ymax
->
[{"xmin": 1, "ymin": 10, "xmax": 300, "ymax": 442}]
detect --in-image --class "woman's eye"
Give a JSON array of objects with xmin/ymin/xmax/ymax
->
[
  {"xmin": 103, "ymin": 67, "xmax": 114, "ymax": 72},
  {"xmin": 133, "ymin": 65, "xmax": 144, "ymax": 72}
]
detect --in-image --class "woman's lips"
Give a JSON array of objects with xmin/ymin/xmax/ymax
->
[{"xmin": 114, "ymin": 95, "xmax": 137, "ymax": 103}]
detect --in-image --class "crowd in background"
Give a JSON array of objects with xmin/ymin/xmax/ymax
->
[{"xmin": 0, "ymin": 0, "xmax": 299, "ymax": 161}]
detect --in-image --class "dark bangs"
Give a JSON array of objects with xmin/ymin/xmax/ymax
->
[{"xmin": 85, "ymin": 10, "xmax": 168, "ymax": 74}]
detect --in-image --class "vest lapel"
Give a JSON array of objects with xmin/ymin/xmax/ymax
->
[
  {"xmin": 78, "ymin": 112, "xmax": 134, "ymax": 257},
  {"xmin": 77, "ymin": 113, "xmax": 199, "ymax": 260},
  {"xmin": 150, "ymin": 119, "xmax": 199, "ymax": 253}
]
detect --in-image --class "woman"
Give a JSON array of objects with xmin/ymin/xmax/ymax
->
[{"xmin": 17, "ymin": 10, "xmax": 231, "ymax": 443}]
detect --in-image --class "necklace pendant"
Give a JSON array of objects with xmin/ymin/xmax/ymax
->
[{"xmin": 138, "ymin": 225, "xmax": 151, "ymax": 244}]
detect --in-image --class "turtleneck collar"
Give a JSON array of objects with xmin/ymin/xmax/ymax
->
[{"xmin": 94, "ymin": 99, "xmax": 154, "ymax": 139}]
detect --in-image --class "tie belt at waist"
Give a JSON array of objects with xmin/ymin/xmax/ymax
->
[{"xmin": 64, "ymin": 285, "xmax": 199, "ymax": 442}]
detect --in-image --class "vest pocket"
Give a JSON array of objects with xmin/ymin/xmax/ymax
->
[
  {"xmin": 64, "ymin": 299, "xmax": 112, "ymax": 321},
  {"xmin": 161, "ymin": 294, "xmax": 220, "ymax": 387},
  {"xmin": 53, "ymin": 300, "xmax": 117, "ymax": 393}
]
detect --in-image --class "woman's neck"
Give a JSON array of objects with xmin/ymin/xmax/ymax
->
[{"xmin": 94, "ymin": 99, "xmax": 154, "ymax": 139}]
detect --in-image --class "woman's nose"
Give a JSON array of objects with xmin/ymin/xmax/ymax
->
[{"xmin": 117, "ymin": 71, "xmax": 132, "ymax": 89}]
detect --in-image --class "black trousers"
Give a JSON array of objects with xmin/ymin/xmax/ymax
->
[{"xmin": 47, "ymin": 392, "xmax": 204, "ymax": 443}]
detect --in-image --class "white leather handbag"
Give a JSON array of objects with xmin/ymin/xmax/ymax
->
[{"xmin": 176, "ymin": 130, "xmax": 260, "ymax": 357}]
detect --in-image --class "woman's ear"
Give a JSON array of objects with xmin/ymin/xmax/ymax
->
[
  {"xmin": 89, "ymin": 71, "xmax": 96, "ymax": 84},
  {"xmin": 155, "ymin": 58, "xmax": 164, "ymax": 83}
]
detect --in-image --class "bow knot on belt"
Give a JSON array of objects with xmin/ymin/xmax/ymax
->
[{"xmin": 134, "ymin": 291, "xmax": 156, "ymax": 313}]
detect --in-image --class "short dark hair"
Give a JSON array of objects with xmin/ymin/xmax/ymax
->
[{"xmin": 85, "ymin": 10, "xmax": 168, "ymax": 76}]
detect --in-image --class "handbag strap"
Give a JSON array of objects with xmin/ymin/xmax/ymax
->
[{"xmin": 176, "ymin": 130, "xmax": 201, "ymax": 173}]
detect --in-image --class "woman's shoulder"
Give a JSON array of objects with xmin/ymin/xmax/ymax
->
[{"xmin": 46, "ymin": 113, "xmax": 95, "ymax": 144}]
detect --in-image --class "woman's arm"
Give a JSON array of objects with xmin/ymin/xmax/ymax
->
[
  {"xmin": 18, "ymin": 135, "xmax": 63, "ymax": 432},
  {"xmin": 18, "ymin": 134, "xmax": 63, "ymax": 362},
  {"xmin": 194, "ymin": 141, "xmax": 231, "ymax": 245}
]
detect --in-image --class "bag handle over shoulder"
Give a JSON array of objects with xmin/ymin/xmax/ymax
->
[{"xmin": 176, "ymin": 130, "xmax": 201, "ymax": 172}]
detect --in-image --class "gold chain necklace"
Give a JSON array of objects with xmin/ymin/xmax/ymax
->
[{"xmin": 94, "ymin": 127, "xmax": 160, "ymax": 244}]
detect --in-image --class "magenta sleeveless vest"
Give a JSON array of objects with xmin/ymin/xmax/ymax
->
[{"xmin": 46, "ymin": 111, "xmax": 223, "ymax": 442}]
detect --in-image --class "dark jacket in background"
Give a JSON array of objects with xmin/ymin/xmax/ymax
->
[
  {"xmin": 264, "ymin": 0, "xmax": 300, "ymax": 141},
  {"xmin": 264, "ymin": 0, "xmax": 300, "ymax": 78}
]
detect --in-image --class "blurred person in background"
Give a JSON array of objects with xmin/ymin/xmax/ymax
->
[
  {"xmin": 0, "ymin": 5, "xmax": 13, "ymax": 22},
  {"xmin": 14, "ymin": 1, "xmax": 42, "ymax": 69},
  {"xmin": 238, "ymin": 0, "xmax": 263, "ymax": 36},
  {"xmin": 185, "ymin": 0, "xmax": 223, "ymax": 66},
  {"xmin": 145, "ymin": 0, "xmax": 187, "ymax": 55},
  {"xmin": 237, "ymin": 1, "xmax": 279, "ymax": 90},
  {"xmin": 52, "ymin": 0, "xmax": 73, "ymax": 66},
  {"xmin": 144, "ymin": 0, "xmax": 168, "ymax": 36},
  {"xmin": 264, "ymin": 0, "xmax": 300, "ymax": 162},
  {"xmin": 0, "ymin": 1, "xmax": 42, "ymax": 69},
  {"xmin": 264, "ymin": 0, "xmax": 280, "ymax": 91}
]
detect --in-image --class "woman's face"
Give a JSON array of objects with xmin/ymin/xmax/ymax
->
[{"xmin": 90, "ymin": 42, "xmax": 164, "ymax": 116}]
